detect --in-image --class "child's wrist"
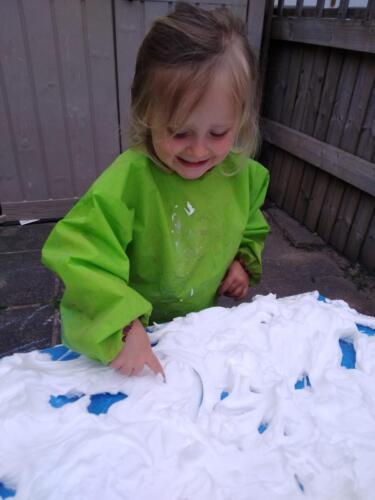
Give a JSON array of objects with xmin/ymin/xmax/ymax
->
[
  {"xmin": 122, "ymin": 321, "xmax": 135, "ymax": 342},
  {"xmin": 236, "ymin": 257, "xmax": 250, "ymax": 277}
]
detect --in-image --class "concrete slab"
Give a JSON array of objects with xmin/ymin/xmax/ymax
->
[
  {"xmin": 267, "ymin": 207, "xmax": 325, "ymax": 249},
  {"xmin": 0, "ymin": 223, "xmax": 54, "ymax": 253},
  {"xmin": 0, "ymin": 252, "xmax": 57, "ymax": 307},
  {"xmin": 0, "ymin": 304, "xmax": 56, "ymax": 358},
  {"xmin": 218, "ymin": 210, "xmax": 375, "ymax": 316}
]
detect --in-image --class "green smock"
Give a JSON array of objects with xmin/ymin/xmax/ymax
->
[{"xmin": 42, "ymin": 148, "xmax": 269, "ymax": 365}]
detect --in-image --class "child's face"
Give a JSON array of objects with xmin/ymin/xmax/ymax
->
[{"xmin": 151, "ymin": 76, "xmax": 238, "ymax": 180}]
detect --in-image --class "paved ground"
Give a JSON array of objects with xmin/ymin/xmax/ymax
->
[{"xmin": 1, "ymin": 205, "xmax": 374, "ymax": 358}]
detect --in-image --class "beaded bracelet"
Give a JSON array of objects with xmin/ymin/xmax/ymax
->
[
  {"xmin": 122, "ymin": 321, "xmax": 134, "ymax": 342},
  {"xmin": 236, "ymin": 257, "xmax": 250, "ymax": 277}
]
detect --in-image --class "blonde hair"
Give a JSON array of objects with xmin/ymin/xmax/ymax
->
[{"xmin": 130, "ymin": 2, "xmax": 261, "ymax": 171}]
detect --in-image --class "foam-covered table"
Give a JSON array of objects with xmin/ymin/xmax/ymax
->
[{"xmin": 1, "ymin": 292, "xmax": 375, "ymax": 500}]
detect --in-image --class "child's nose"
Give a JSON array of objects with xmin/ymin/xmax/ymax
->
[{"xmin": 187, "ymin": 138, "xmax": 209, "ymax": 159}]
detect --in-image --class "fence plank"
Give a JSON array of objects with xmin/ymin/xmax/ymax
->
[
  {"xmin": 84, "ymin": 0, "xmax": 119, "ymax": 172},
  {"xmin": 359, "ymin": 211, "xmax": 375, "ymax": 272},
  {"xmin": 0, "ymin": 0, "xmax": 49, "ymax": 201},
  {"xmin": 115, "ymin": 0, "xmax": 144, "ymax": 150},
  {"xmin": 2, "ymin": 198, "xmax": 79, "ymax": 220},
  {"xmin": 53, "ymin": 0, "xmax": 99, "ymax": 195},
  {"xmin": 341, "ymin": 83, "xmax": 375, "ymax": 262},
  {"xmin": 281, "ymin": 45, "xmax": 316, "ymax": 216},
  {"xmin": 21, "ymin": 0, "xmax": 75, "ymax": 199},
  {"xmin": 0, "ymin": 65, "xmax": 23, "ymax": 202},
  {"xmin": 330, "ymin": 54, "xmax": 374, "ymax": 251},
  {"xmin": 304, "ymin": 48, "xmax": 344, "ymax": 231},
  {"xmin": 247, "ymin": 0, "xmax": 267, "ymax": 57},
  {"xmin": 293, "ymin": 46, "xmax": 329, "ymax": 220},
  {"xmin": 345, "ymin": 194, "xmax": 374, "ymax": 262},
  {"xmin": 317, "ymin": 52, "xmax": 359, "ymax": 241},
  {"xmin": 272, "ymin": 44, "xmax": 304, "ymax": 206},
  {"xmin": 262, "ymin": 120, "xmax": 375, "ymax": 197},
  {"xmin": 263, "ymin": 42, "xmax": 293, "ymax": 199},
  {"xmin": 271, "ymin": 17, "xmax": 375, "ymax": 54}
]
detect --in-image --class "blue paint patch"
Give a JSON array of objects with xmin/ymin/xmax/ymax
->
[
  {"xmin": 339, "ymin": 339, "xmax": 356, "ymax": 369},
  {"xmin": 295, "ymin": 374, "xmax": 311, "ymax": 390},
  {"xmin": 258, "ymin": 422, "xmax": 268, "ymax": 434},
  {"xmin": 49, "ymin": 393, "xmax": 85, "ymax": 408},
  {"xmin": 87, "ymin": 392, "xmax": 127, "ymax": 415},
  {"xmin": 42, "ymin": 345, "xmax": 80, "ymax": 361},
  {"xmin": 0, "ymin": 482, "xmax": 16, "ymax": 498},
  {"xmin": 294, "ymin": 474, "xmax": 305, "ymax": 493},
  {"xmin": 317, "ymin": 294, "xmax": 327, "ymax": 302},
  {"xmin": 220, "ymin": 391, "xmax": 229, "ymax": 401},
  {"xmin": 357, "ymin": 324, "xmax": 375, "ymax": 336}
]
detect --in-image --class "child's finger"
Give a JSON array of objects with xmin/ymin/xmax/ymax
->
[
  {"xmin": 147, "ymin": 354, "xmax": 166, "ymax": 382},
  {"xmin": 230, "ymin": 285, "xmax": 245, "ymax": 298},
  {"xmin": 219, "ymin": 276, "xmax": 234, "ymax": 295}
]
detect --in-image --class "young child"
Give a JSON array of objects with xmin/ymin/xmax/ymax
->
[{"xmin": 42, "ymin": 3, "xmax": 269, "ymax": 378}]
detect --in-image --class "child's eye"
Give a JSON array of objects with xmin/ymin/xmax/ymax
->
[
  {"xmin": 167, "ymin": 128, "xmax": 189, "ymax": 139},
  {"xmin": 173, "ymin": 132, "xmax": 189, "ymax": 139},
  {"xmin": 210, "ymin": 130, "xmax": 228, "ymax": 138}
]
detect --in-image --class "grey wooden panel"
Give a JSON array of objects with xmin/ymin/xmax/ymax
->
[
  {"xmin": 304, "ymin": 48, "xmax": 344, "ymax": 231},
  {"xmin": 271, "ymin": 17, "xmax": 375, "ymax": 54},
  {"xmin": 274, "ymin": 44, "xmax": 309, "ymax": 209},
  {"xmin": 317, "ymin": 52, "xmax": 359, "ymax": 241},
  {"xmin": 0, "ymin": 0, "xmax": 49, "ymax": 201},
  {"xmin": 53, "ymin": 0, "xmax": 99, "ymax": 195},
  {"xmin": 330, "ymin": 55, "xmax": 375, "ymax": 251},
  {"xmin": 2, "ymin": 198, "xmax": 79, "ymax": 220},
  {"xmin": 345, "ymin": 85, "xmax": 375, "ymax": 262},
  {"xmin": 0, "ymin": 65, "xmax": 23, "ymax": 202},
  {"xmin": 115, "ymin": 0, "xmax": 144, "ymax": 150},
  {"xmin": 263, "ymin": 42, "xmax": 293, "ymax": 199},
  {"xmin": 357, "ymin": 85, "xmax": 375, "ymax": 162},
  {"xmin": 344, "ymin": 193, "xmax": 373, "ymax": 261},
  {"xmin": 262, "ymin": 120, "xmax": 375, "ymax": 197},
  {"xmin": 293, "ymin": 46, "xmax": 329, "ymax": 221},
  {"xmin": 21, "ymin": 0, "xmax": 74, "ymax": 199},
  {"xmin": 247, "ymin": 0, "xmax": 267, "ymax": 57},
  {"xmin": 340, "ymin": 55, "xmax": 375, "ymax": 155},
  {"xmin": 359, "ymin": 211, "xmax": 375, "ymax": 271},
  {"xmin": 84, "ymin": 0, "xmax": 119, "ymax": 171}
]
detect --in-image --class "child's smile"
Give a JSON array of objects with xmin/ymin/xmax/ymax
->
[{"xmin": 151, "ymin": 75, "xmax": 238, "ymax": 180}]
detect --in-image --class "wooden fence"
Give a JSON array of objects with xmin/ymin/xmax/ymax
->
[
  {"xmin": 260, "ymin": 0, "xmax": 375, "ymax": 271},
  {"xmin": 0, "ymin": 0, "xmax": 265, "ymax": 221}
]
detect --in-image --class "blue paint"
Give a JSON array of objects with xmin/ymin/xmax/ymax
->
[
  {"xmin": 295, "ymin": 374, "xmax": 311, "ymax": 390},
  {"xmin": 258, "ymin": 422, "xmax": 268, "ymax": 434},
  {"xmin": 42, "ymin": 345, "xmax": 80, "ymax": 361},
  {"xmin": 49, "ymin": 393, "xmax": 84, "ymax": 408},
  {"xmin": 339, "ymin": 339, "xmax": 356, "ymax": 369},
  {"xmin": 87, "ymin": 392, "xmax": 128, "ymax": 415},
  {"xmin": 317, "ymin": 294, "xmax": 327, "ymax": 302},
  {"xmin": 0, "ymin": 482, "xmax": 16, "ymax": 498},
  {"xmin": 294, "ymin": 474, "xmax": 305, "ymax": 493},
  {"xmin": 356, "ymin": 324, "xmax": 375, "ymax": 336},
  {"xmin": 220, "ymin": 391, "xmax": 229, "ymax": 401}
]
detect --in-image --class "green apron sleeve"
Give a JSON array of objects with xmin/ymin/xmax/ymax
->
[
  {"xmin": 42, "ymin": 185, "xmax": 152, "ymax": 365},
  {"xmin": 237, "ymin": 161, "xmax": 270, "ymax": 285}
]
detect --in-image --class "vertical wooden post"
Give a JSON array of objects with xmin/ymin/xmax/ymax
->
[{"xmin": 247, "ymin": 0, "xmax": 267, "ymax": 59}]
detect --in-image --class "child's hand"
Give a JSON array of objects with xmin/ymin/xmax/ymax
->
[
  {"xmin": 110, "ymin": 319, "xmax": 165, "ymax": 380},
  {"xmin": 218, "ymin": 260, "xmax": 249, "ymax": 300}
]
